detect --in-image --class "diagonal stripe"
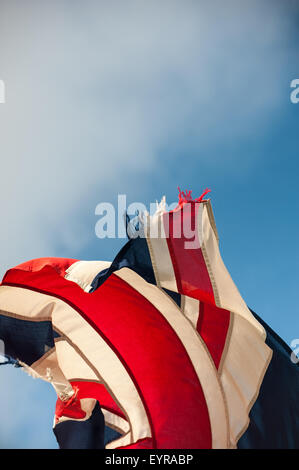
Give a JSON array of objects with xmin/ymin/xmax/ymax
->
[
  {"xmin": 165, "ymin": 203, "xmax": 215, "ymax": 304},
  {"xmin": 181, "ymin": 295, "xmax": 200, "ymax": 328},
  {"xmin": 14, "ymin": 257, "xmax": 78, "ymax": 277},
  {"xmin": 197, "ymin": 302, "xmax": 231, "ymax": 370},
  {"xmin": 70, "ymin": 381, "xmax": 126, "ymax": 421}
]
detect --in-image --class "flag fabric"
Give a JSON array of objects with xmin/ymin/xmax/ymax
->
[{"xmin": 0, "ymin": 190, "xmax": 298, "ymax": 449}]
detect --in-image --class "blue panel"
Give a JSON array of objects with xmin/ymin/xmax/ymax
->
[
  {"xmin": 53, "ymin": 402, "xmax": 106, "ymax": 449},
  {"xmin": 0, "ymin": 313, "xmax": 59, "ymax": 366},
  {"xmin": 90, "ymin": 237, "xmax": 156, "ymax": 290},
  {"xmin": 90, "ymin": 237, "xmax": 182, "ymax": 307},
  {"xmin": 104, "ymin": 425, "xmax": 122, "ymax": 446}
]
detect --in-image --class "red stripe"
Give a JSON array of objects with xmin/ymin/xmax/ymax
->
[
  {"xmin": 163, "ymin": 204, "xmax": 230, "ymax": 371},
  {"xmin": 70, "ymin": 380, "xmax": 126, "ymax": 420},
  {"xmin": 13, "ymin": 257, "xmax": 78, "ymax": 277},
  {"xmin": 2, "ymin": 266, "xmax": 212, "ymax": 449},
  {"xmin": 164, "ymin": 203, "xmax": 215, "ymax": 304},
  {"xmin": 197, "ymin": 302, "xmax": 231, "ymax": 369}
]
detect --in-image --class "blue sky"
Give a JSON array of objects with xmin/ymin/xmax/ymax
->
[{"xmin": 0, "ymin": 0, "xmax": 298, "ymax": 448}]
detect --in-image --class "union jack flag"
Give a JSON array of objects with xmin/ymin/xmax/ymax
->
[{"xmin": 0, "ymin": 190, "xmax": 298, "ymax": 448}]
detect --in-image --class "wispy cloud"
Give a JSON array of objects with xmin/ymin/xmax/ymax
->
[{"xmin": 0, "ymin": 0, "xmax": 297, "ymax": 273}]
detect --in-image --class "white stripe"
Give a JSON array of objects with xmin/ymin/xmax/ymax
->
[
  {"xmin": 181, "ymin": 295, "xmax": 200, "ymax": 328},
  {"xmin": 54, "ymin": 339, "xmax": 99, "ymax": 382},
  {"xmin": 30, "ymin": 348, "xmax": 73, "ymax": 398},
  {"xmin": 65, "ymin": 260, "xmax": 111, "ymax": 292},
  {"xmin": 102, "ymin": 409, "xmax": 130, "ymax": 434},
  {"xmin": 220, "ymin": 314, "xmax": 272, "ymax": 447},
  {"xmin": 145, "ymin": 213, "xmax": 178, "ymax": 292},
  {"xmin": 0, "ymin": 286, "xmax": 53, "ymax": 320}
]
